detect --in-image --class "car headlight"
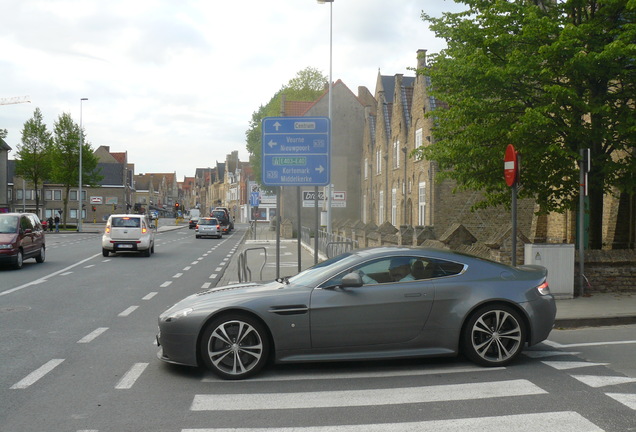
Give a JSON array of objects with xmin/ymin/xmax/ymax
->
[
  {"xmin": 164, "ymin": 307, "xmax": 194, "ymax": 322},
  {"xmin": 0, "ymin": 244, "xmax": 14, "ymax": 249}
]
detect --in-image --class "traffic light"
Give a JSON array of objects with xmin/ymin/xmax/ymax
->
[
  {"xmin": 92, "ymin": 206, "xmax": 96, "ymax": 212},
  {"xmin": 174, "ymin": 202, "xmax": 180, "ymax": 211}
]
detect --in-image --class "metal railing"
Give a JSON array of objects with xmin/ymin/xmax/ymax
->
[
  {"xmin": 300, "ymin": 226, "xmax": 358, "ymax": 259},
  {"xmin": 237, "ymin": 247, "xmax": 267, "ymax": 282}
]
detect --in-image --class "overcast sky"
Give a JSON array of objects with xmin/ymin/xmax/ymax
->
[{"xmin": 2, "ymin": 0, "xmax": 465, "ymax": 180}]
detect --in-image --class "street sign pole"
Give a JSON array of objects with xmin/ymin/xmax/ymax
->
[{"xmin": 504, "ymin": 144, "xmax": 519, "ymax": 266}]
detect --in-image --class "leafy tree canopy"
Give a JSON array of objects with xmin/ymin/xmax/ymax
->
[
  {"xmin": 15, "ymin": 108, "xmax": 53, "ymax": 212},
  {"xmin": 418, "ymin": 0, "xmax": 636, "ymax": 249},
  {"xmin": 245, "ymin": 67, "xmax": 328, "ymax": 186}
]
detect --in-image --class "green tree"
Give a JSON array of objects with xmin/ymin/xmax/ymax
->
[
  {"xmin": 418, "ymin": 0, "xmax": 636, "ymax": 249},
  {"xmin": 50, "ymin": 112, "xmax": 102, "ymax": 227},
  {"xmin": 245, "ymin": 67, "xmax": 328, "ymax": 185},
  {"xmin": 0, "ymin": 129, "xmax": 7, "ymax": 140},
  {"xmin": 15, "ymin": 108, "xmax": 53, "ymax": 215}
]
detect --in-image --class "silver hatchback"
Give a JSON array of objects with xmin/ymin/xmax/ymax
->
[{"xmin": 195, "ymin": 217, "xmax": 221, "ymax": 239}]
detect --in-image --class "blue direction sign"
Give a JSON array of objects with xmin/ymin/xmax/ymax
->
[{"xmin": 261, "ymin": 116, "xmax": 330, "ymax": 186}]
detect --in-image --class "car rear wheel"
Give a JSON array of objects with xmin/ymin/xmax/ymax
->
[
  {"xmin": 35, "ymin": 246, "xmax": 45, "ymax": 263},
  {"xmin": 200, "ymin": 314, "xmax": 270, "ymax": 380},
  {"xmin": 462, "ymin": 304, "xmax": 526, "ymax": 367},
  {"xmin": 102, "ymin": 248, "xmax": 110, "ymax": 257}
]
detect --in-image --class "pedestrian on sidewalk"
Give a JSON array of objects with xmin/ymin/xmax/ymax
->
[
  {"xmin": 54, "ymin": 214, "xmax": 60, "ymax": 232},
  {"xmin": 47, "ymin": 216, "xmax": 54, "ymax": 232}
]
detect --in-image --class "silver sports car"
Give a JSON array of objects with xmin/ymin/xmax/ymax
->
[{"xmin": 157, "ymin": 247, "xmax": 556, "ymax": 380}]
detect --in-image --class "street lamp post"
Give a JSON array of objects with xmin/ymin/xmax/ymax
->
[
  {"xmin": 78, "ymin": 98, "xmax": 88, "ymax": 232},
  {"xmin": 317, "ymin": 0, "xmax": 333, "ymax": 234}
]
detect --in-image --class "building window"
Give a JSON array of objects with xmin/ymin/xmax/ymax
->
[
  {"xmin": 376, "ymin": 150, "xmax": 382, "ymax": 174},
  {"xmin": 362, "ymin": 194, "xmax": 367, "ymax": 224},
  {"xmin": 69, "ymin": 190, "xmax": 87, "ymax": 201},
  {"xmin": 364, "ymin": 158, "xmax": 368, "ymax": 179},
  {"xmin": 378, "ymin": 190, "xmax": 384, "ymax": 224},
  {"xmin": 415, "ymin": 129, "xmax": 423, "ymax": 161},
  {"xmin": 45, "ymin": 189, "xmax": 63, "ymax": 200},
  {"xmin": 418, "ymin": 182, "xmax": 426, "ymax": 226},
  {"xmin": 391, "ymin": 188, "xmax": 397, "ymax": 225},
  {"xmin": 393, "ymin": 141, "xmax": 400, "ymax": 168}
]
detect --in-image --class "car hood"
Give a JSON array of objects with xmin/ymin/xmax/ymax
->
[
  {"xmin": 161, "ymin": 280, "xmax": 289, "ymax": 316},
  {"xmin": 0, "ymin": 233, "xmax": 17, "ymax": 244}
]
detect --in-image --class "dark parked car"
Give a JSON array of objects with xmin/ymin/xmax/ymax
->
[
  {"xmin": 157, "ymin": 246, "xmax": 556, "ymax": 380},
  {"xmin": 211, "ymin": 208, "xmax": 232, "ymax": 234},
  {"xmin": 0, "ymin": 212, "xmax": 46, "ymax": 269}
]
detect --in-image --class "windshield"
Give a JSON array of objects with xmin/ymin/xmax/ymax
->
[
  {"xmin": 199, "ymin": 219, "xmax": 218, "ymax": 225},
  {"xmin": 111, "ymin": 217, "xmax": 141, "ymax": 228},
  {"xmin": 0, "ymin": 215, "xmax": 19, "ymax": 233},
  {"xmin": 287, "ymin": 252, "xmax": 359, "ymax": 287}
]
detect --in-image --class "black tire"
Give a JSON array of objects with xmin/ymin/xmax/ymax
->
[
  {"xmin": 196, "ymin": 235, "xmax": 200, "ymax": 239},
  {"xmin": 462, "ymin": 304, "xmax": 526, "ymax": 367},
  {"xmin": 200, "ymin": 314, "xmax": 270, "ymax": 380},
  {"xmin": 102, "ymin": 248, "xmax": 110, "ymax": 257},
  {"xmin": 151, "ymin": 243, "xmax": 155, "ymax": 254},
  {"xmin": 13, "ymin": 250, "xmax": 23, "ymax": 269},
  {"xmin": 35, "ymin": 246, "xmax": 45, "ymax": 263},
  {"xmin": 142, "ymin": 248, "xmax": 151, "ymax": 257}
]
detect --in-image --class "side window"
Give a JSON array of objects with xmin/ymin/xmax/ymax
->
[
  {"xmin": 21, "ymin": 216, "xmax": 34, "ymax": 231},
  {"xmin": 427, "ymin": 258, "xmax": 465, "ymax": 277}
]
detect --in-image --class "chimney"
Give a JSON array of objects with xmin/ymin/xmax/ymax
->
[{"xmin": 417, "ymin": 49, "xmax": 427, "ymax": 70}]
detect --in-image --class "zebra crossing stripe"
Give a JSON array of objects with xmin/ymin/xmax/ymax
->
[
  {"xmin": 572, "ymin": 375, "xmax": 636, "ymax": 388},
  {"xmin": 11, "ymin": 359, "xmax": 65, "ymax": 389},
  {"xmin": 606, "ymin": 392, "xmax": 636, "ymax": 410},
  {"xmin": 542, "ymin": 361, "xmax": 608, "ymax": 370},
  {"xmin": 181, "ymin": 411, "xmax": 601, "ymax": 431},
  {"xmin": 191, "ymin": 379, "xmax": 546, "ymax": 411}
]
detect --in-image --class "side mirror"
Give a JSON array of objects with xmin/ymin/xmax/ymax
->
[{"xmin": 341, "ymin": 272, "xmax": 363, "ymax": 288}]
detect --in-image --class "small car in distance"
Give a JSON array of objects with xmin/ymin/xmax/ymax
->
[
  {"xmin": 0, "ymin": 212, "xmax": 46, "ymax": 269},
  {"xmin": 195, "ymin": 217, "xmax": 221, "ymax": 239},
  {"xmin": 211, "ymin": 208, "xmax": 231, "ymax": 234},
  {"xmin": 102, "ymin": 214, "xmax": 155, "ymax": 257}
]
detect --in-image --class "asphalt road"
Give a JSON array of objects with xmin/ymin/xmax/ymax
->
[{"xmin": 1, "ymin": 225, "xmax": 635, "ymax": 432}]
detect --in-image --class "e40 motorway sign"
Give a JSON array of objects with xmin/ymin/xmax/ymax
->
[{"xmin": 261, "ymin": 116, "xmax": 330, "ymax": 186}]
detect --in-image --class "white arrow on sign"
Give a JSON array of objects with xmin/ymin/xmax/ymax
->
[
  {"xmin": 273, "ymin": 122, "xmax": 282, "ymax": 131},
  {"xmin": 315, "ymin": 165, "xmax": 324, "ymax": 173},
  {"xmin": 268, "ymin": 139, "xmax": 277, "ymax": 148}
]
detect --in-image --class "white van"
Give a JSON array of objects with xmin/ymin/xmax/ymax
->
[{"xmin": 188, "ymin": 208, "xmax": 201, "ymax": 229}]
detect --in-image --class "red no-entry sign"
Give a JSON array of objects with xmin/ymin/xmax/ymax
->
[{"xmin": 504, "ymin": 144, "xmax": 518, "ymax": 187}]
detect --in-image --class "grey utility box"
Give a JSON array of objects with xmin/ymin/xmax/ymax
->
[{"xmin": 524, "ymin": 244, "xmax": 575, "ymax": 299}]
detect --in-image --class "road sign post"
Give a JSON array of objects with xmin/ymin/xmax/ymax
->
[{"xmin": 504, "ymin": 144, "xmax": 519, "ymax": 266}]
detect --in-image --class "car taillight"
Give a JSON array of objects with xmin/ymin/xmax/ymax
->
[
  {"xmin": 216, "ymin": 225, "xmax": 220, "ymax": 229},
  {"xmin": 196, "ymin": 225, "xmax": 199, "ymax": 229},
  {"xmin": 142, "ymin": 227, "xmax": 147, "ymax": 234},
  {"xmin": 537, "ymin": 281, "xmax": 550, "ymax": 296},
  {"xmin": 105, "ymin": 226, "xmax": 111, "ymax": 233}
]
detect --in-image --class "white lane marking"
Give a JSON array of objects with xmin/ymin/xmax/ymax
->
[
  {"xmin": 173, "ymin": 273, "xmax": 183, "ymax": 278},
  {"xmin": 209, "ymin": 274, "xmax": 218, "ymax": 279},
  {"xmin": 160, "ymin": 281, "xmax": 172, "ymax": 288},
  {"xmin": 77, "ymin": 327, "xmax": 109, "ymax": 343},
  {"xmin": 203, "ymin": 365, "xmax": 505, "ymax": 382},
  {"xmin": 542, "ymin": 361, "xmax": 609, "ymax": 370},
  {"xmin": 118, "ymin": 306, "xmax": 139, "ymax": 317},
  {"xmin": 545, "ymin": 339, "xmax": 636, "ymax": 348},
  {"xmin": 1, "ymin": 253, "xmax": 102, "ymax": 297},
  {"xmin": 11, "ymin": 359, "xmax": 65, "ymax": 389},
  {"xmin": 191, "ymin": 261, "xmax": 199, "ymax": 265},
  {"xmin": 197, "ymin": 257, "xmax": 204, "ymax": 261},
  {"xmin": 115, "ymin": 363, "xmax": 149, "ymax": 389},
  {"xmin": 143, "ymin": 292, "xmax": 158, "ymax": 300},
  {"xmin": 572, "ymin": 375, "xmax": 636, "ymax": 388},
  {"xmin": 201, "ymin": 283, "xmax": 211, "ymax": 289},
  {"xmin": 215, "ymin": 267, "xmax": 223, "ymax": 272},
  {"xmin": 183, "ymin": 266, "xmax": 192, "ymax": 271},
  {"xmin": 191, "ymin": 379, "xmax": 546, "ymax": 411},
  {"xmin": 60, "ymin": 272, "xmax": 73, "ymax": 276},
  {"xmin": 182, "ymin": 411, "xmax": 600, "ymax": 432},
  {"xmin": 606, "ymin": 392, "xmax": 636, "ymax": 410},
  {"xmin": 84, "ymin": 264, "xmax": 95, "ymax": 268}
]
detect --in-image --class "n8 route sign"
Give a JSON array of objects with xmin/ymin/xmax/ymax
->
[{"xmin": 261, "ymin": 116, "xmax": 330, "ymax": 186}]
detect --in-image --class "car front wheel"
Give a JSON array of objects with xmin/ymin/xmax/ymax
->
[
  {"xmin": 462, "ymin": 304, "xmax": 526, "ymax": 367},
  {"xmin": 200, "ymin": 314, "xmax": 270, "ymax": 380},
  {"xmin": 13, "ymin": 250, "xmax": 23, "ymax": 269}
]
